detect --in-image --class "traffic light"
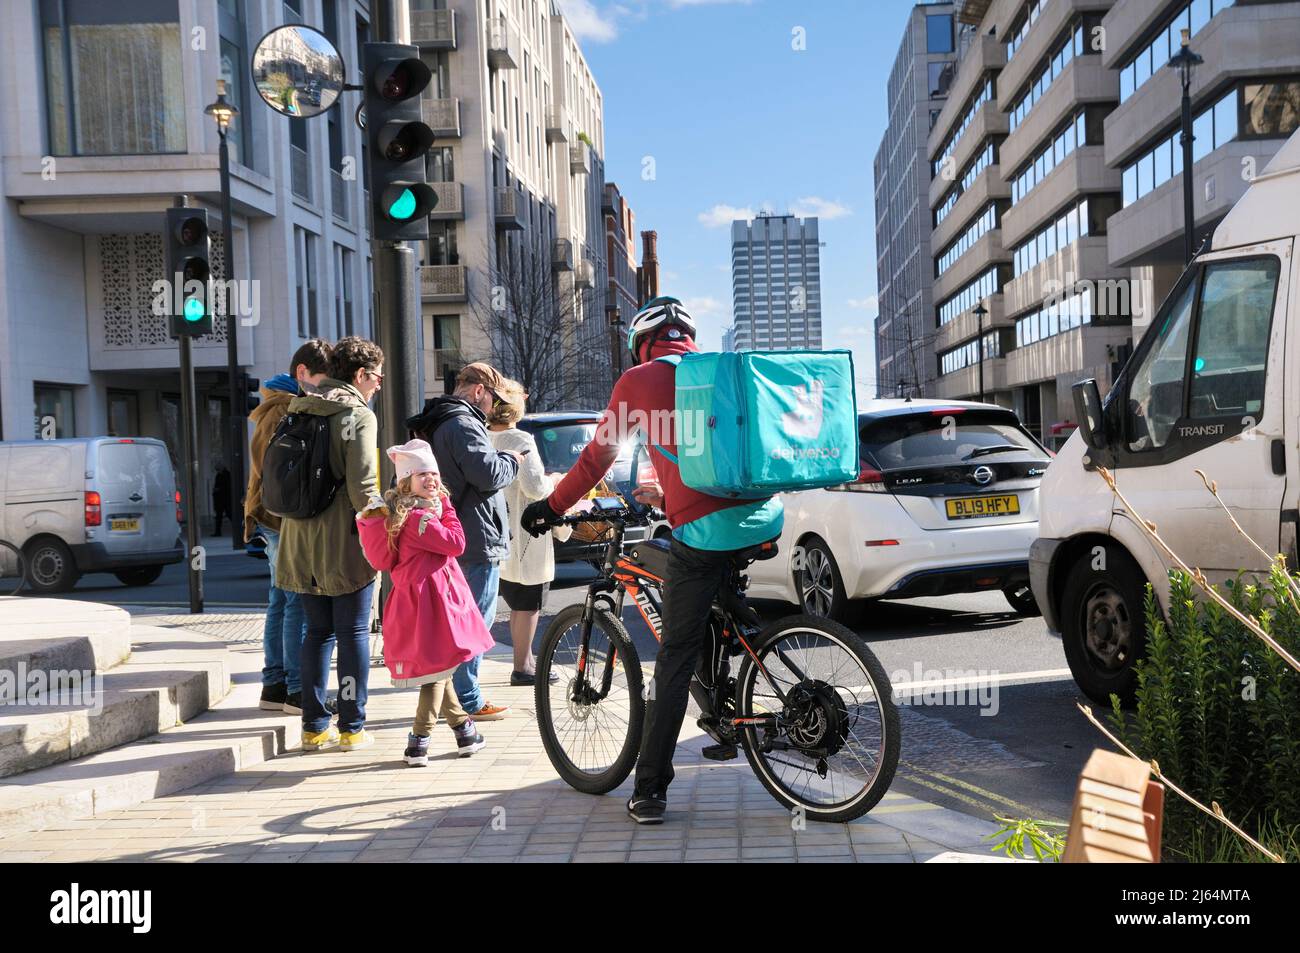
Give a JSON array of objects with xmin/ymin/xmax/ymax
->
[
  {"xmin": 241, "ymin": 373, "xmax": 261, "ymax": 413},
  {"xmin": 363, "ymin": 42, "xmax": 438, "ymax": 241},
  {"xmin": 165, "ymin": 207, "xmax": 213, "ymax": 337}
]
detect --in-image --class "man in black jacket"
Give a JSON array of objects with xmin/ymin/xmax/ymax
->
[{"xmin": 408, "ymin": 362, "xmax": 522, "ymax": 720}]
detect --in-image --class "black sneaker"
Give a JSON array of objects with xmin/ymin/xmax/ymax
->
[
  {"xmin": 284, "ymin": 693, "xmax": 338, "ymax": 716},
  {"xmin": 510, "ymin": 670, "xmax": 560, "ymax": 686},
  {"xmin": 627, "ymin": 792, "xmax": 667, "ymax": 825},
  {"xmin": 453, "ymin": 719, "xmax": 486, "ymax": 757},
  {"xmin": 404, "ymin": 732, "xmax": 430, "ymax": 767},
  {"xmin": 259, "ymin": 683, "xmax": 287, "ymax": 711}
]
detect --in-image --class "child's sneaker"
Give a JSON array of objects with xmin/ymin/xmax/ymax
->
[
  {"xmin": 302, "ymin": 726, "xmax": 339, "ymax": 751},
  {"xmin": 453, "ymin": 719, "xmax": 486, "ymax": 757},
  {"xmin": 339, "ymin": 729, "xmax": 374, "ymax": 751},
  {"xmin": 404, "ymin": 732, "xmax": 430, "ymax": 767}
]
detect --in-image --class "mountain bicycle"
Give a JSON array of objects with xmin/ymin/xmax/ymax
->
[{"xmin": 531, "ymin": 492, "xmax": 900, "ymax": 823}]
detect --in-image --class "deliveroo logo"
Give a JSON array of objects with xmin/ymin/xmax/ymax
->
[{"xmin": 781, "ymin": 380, "xmax": 825, "ymax": 439}]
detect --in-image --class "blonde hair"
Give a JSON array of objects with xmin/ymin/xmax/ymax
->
[
  {"xmin": 487, "ymin": 378, "xmax": 528, "ymax": 427},
  {"xmin": 382, "ymin": 475, "xmax": 449, "ymax": 550}
]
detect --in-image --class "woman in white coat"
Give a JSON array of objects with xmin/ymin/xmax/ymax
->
[{"xmin": 487, "ymin": 381, "xmax": 572, "ymax": 686}]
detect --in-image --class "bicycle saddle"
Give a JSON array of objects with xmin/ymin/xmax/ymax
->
[{"xmin": 731, "ymin": 537, "xmax": 780, "ymax": 567}]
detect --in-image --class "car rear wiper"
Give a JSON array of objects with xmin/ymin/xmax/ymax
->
[{"xmin": 962, "ymin": 444, "xmax": 1026, "ymax": 460}]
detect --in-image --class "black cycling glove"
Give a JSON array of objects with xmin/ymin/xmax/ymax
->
[{"xmin": 521, "ymin": 497, "xmax": 560, "ymax": 537}]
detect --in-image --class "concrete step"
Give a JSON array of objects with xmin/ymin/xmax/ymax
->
[
  {"xmin": 0, "ymin": 673, "xmax": 302, "ymax": 835},
  {"xmin": 0, "ymin": 625, "xmax": 230, "ymax": 778},
  {"xmin": 0, "ymin": 599, "xmax": 133, "ymax": 693}
]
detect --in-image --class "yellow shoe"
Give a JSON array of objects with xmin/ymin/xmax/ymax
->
[
  {"xmin": 303, "ymin": 726, "xmax": 339, "ymax": 751},
  {"xmin": 339, "ymin": 729, "xmax": 375, "ymax": 751}
]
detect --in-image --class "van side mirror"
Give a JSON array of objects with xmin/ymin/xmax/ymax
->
[{"xmin": 1072, "ymin": 379, "xmax": 1108, "ymax": 450}]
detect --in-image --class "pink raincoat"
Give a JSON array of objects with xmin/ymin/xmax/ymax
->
[{"xmin": 357, "ymin": 499, "xmax": 495, "ymax": 688}]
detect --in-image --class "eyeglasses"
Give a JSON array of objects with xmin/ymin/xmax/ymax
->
[
  {"xmin": 366, "ymin": 369, "xmax": 384, "ymax": 384},
  {"xmin": 488, "ymin": 387, "xmax": 505, "ymax": 406}
]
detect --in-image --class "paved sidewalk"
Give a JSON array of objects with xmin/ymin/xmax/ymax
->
[{"xmin": 0, "ymin": 610, "xmax": 1006, "ymax": 864}]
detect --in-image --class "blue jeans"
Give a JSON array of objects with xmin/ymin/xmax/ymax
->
[
  {"xmin": 453, "ymin": 560, "xmax": 499, "ymax": 714},
  {"xmin": 261, "ymin": 526, "xmax": 306, "ymax": 693},
  {"xmin": 300, "ymin": 582, "xmax": 374, "ymax": 734}
]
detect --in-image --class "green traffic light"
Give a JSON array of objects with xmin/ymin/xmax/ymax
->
[
  {"xmin": 184, "ymin": 296, "xmax": 205, "ymax": 322},
  {"xmin": 388, "ymin": 188, "xmax": 416, "ymax": 220}
]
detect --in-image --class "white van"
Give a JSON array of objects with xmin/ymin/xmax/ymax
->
[
  {"xmin": 0, "ymin": 437, "xmax": 184, "ymax": 593},
  {"xmin": 1031, "ymin": 128, "xmax": 1300, "ymax": 705}
]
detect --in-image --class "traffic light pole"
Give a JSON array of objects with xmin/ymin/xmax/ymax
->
[
  {"xmin": 218, "ymin": 127, "xmax": 245, "ymax": 552},
  {"xmin": 178, "ymin": 329, "xmax": 205, "ymax": 615}
]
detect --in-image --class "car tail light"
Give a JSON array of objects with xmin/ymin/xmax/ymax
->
[
  {"xmin": 85, "ymin": 491, "xmax": 102, "ymax": 527},
  {"xmin": 829, "ymin": 465, "xmax": 886, "ymax": 493},
  {"xmin": 175, "ymin": 490, "xmax": 183, "ymax": 523}
]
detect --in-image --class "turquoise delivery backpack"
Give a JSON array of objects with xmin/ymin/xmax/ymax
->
[{"xmin": 654, "ymin": 349, "xmax": 859, "ymax": 499}]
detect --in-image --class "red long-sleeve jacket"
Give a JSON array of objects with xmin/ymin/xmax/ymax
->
[{"xmin": 548, "ymin": 337, "xmax": 753, "ymax": 528}]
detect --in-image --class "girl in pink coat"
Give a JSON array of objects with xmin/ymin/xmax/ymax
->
[{"xmin": 357, "ymin": 439, "xmax": 495, "ymax": 765}]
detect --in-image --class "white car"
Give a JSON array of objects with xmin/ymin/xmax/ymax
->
[{"xmin": 745, "ymin": 399, "xmax": 1051, "ymax": 621}]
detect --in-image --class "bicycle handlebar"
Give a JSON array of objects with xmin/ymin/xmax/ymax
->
[{"xmin": 529, "ymin": 498, "xmax": 664, "ymax": 534}]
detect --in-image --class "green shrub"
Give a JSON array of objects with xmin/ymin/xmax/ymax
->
[{"xmin": 1109, "ymin": 566, "xmax": 1300, "ymax": 862}]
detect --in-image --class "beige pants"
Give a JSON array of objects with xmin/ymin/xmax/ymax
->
[{"xmin": 413, "ymin": 678, "xmax": 468, "ymax": 736}]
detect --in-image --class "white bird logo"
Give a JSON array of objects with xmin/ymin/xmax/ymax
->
[{"xmin": 781, "ymin": 380, "xmax": 824, "ymax": 439}]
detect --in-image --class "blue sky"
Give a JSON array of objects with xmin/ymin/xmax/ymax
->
[{"xmin": 560, "ymin": 0, "xmax": 920, "ymax": 395}]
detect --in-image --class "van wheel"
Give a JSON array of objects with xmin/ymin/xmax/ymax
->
[
  {"xmin": 24, "ymin": 538, "xmax": 81, "ymax": 594},
  {"xmin": 794, "ymin": 536, "xmax": 847, "ymax": 622},
  {"xmin": 114, "ymin": 565, "xmax": 164, "ymax": 587},
  {"xmin": 1060, "ymin": 544, "xmax": 1147, "ymax": 707},
  {"xmin": 1003, "ymin": 583, "xmax": 1041, "ymax": 617}
]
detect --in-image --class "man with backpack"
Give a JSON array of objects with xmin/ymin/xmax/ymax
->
[
  {"xmin": 244, "ymin": 338, "xmax": 332, "ymax": 715},
  {"xmin": 520, "ymin": 297, "xmax": 785, "ymax": 825},
  {"xmin": 407, "ymin": 362, "xmax": 524, "ymax": 721},
  {"xmin": 272, "ymin": 336, "xmax": 384, "ymax": 752}
]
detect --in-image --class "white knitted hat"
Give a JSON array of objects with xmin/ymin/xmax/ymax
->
[{"xmin": 387, "ymin": 439, "xmax": 440, "ymax": 482}]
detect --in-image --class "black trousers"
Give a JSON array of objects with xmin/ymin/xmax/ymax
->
[{"xmin": 633, "ymin": 536, "xmax": 736, "ymax": 798}]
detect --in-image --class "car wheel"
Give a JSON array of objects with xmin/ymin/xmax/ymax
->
[
  {"xmin": 794, "ymin": 536, "xmax": 848, "ymax": 622},
  {"xmin": 1002, "ymin": 582, "xmax": 1041, "ymax": 617},
  {"xmin": 24, "ymin": 538, "xmax": 81, "ymax": 594},
  {"xmin": 114, "ymin": 565, "xmax": 165, "ymax": 587},
  {"xmin": 1059, "ymin": 543, "xmax": 1147, "ymax": 707}
]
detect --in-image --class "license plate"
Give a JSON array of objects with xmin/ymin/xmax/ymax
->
[
  {"xmin": 110, "ymin": 518, "xmax": 141, "ymax": 532},
  {"xmin": 945, "ymin": 494, "xmax": 1019, "ymax": 520}
]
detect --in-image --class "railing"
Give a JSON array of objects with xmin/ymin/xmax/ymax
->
[
  {"xmin": 487, "ymin": 16, "xmax": 519, "ymax": 69},
  {"xmin": 421, "ymin": 265, "xmax": 468, "ymax": 302},
  {"xmin": 570, "ymin": 141, "xmax": 590, "ymax": 175},
  {"xmin": 552, "ymin": 238, "xmax": 574, "ymax": 271},
  {"xmin": 290, "ymin": 145, "xmax": 312, "ymax": 202},
  {"xmin": 428, "ymin": 181, "xmax": 464, "ymax": 218},
  {"xmin": 494, "ymin": 186, "xmax": 524, "ymax": 229},
  {"xmin": 545, "ymin": 105, "xmax": 567, "ymax": 143},
  {"xmin": 410, "ymin": 8, "xmax": 456, "ymax": 48},
  {"xmin": 421, "ymin": 97, "xmax": 461, "ymax": 137},
  {"xmin": 330, "ymin": 169, "xmax": 348, "ymax": 222}
]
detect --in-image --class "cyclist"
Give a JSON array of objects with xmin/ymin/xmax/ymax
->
[{"xmin": 521, "ymin": 296, "xmax": 783, "ymax": 825}]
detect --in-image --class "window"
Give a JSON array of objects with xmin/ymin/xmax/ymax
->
[
  {"xmin": 427, "ymin": 146, "xmax": 454, "ymax": 182},
  {"xmin": 107, "ymin": 391, "xmax": 140, "ymax": 438},
  {"xmin": 295, "ymin": 228, "xmax": 318, "ymax": 337},
  {"xmin": 1188, "ymin": 258, "xmax": 1279, "ymax": 420},
  {"xmin": 34, "ymin": 384, "xmax": 76, "ymax": 438},
  {"xmin": 926, "ymin": 14, "xmax": 953, "ymax": 54},
  {"xmin": 1242, "ymin": 80, "xmax": 1300, "ymax": 138},
  {"xmin": 1126, "ymin": 278, "xmax": 1196, "ymax": 450},
  {"xmin": 41, "ymin": 0, "xmax": 186, "ymax": 156},
  {"xmin": 928, "ymin": 61, "xmax": 954, "ymax": 98}
]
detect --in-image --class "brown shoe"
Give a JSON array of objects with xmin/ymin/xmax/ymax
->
[{"xmin": 470, "ymin": 701, "xmax": 511, "ymax": 721}]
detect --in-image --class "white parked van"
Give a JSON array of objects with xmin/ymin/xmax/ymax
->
[
  {"xmin": 0, "ymin": 437, "xmax": 184, "ymax": 593},
  {"xmin": 1031, "ymin": 128, "xmax": 1300, "ymax": 705}
]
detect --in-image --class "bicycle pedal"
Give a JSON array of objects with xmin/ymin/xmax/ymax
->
[{"xmin": 701, "ymin": 743, "xmax": 738, "ymax": 762}]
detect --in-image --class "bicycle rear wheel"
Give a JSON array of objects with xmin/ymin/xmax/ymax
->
[
  {"xmin": 735, "ymin": 614, "xmax": 899, "ymax": 823},
  {"xmin": 535, "ymin": 603, "xmax": 645, "ymax": 795},
  {"xmin": 0, "ymin": 540, "xmax": 25, "ymax": 596}
]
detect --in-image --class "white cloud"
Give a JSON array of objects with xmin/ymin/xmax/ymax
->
[
  {"xmin": 847, "ymin": 295, "xmax": 879, "ymax": 312},
  {"xmin": 682, "ymin": 296, "xmax": 724, "ymax": 317},
  {"xmin": 698, "ymin": 203, "xmax": 754, "ymax": 228},
  {"xmin": 555, "ymin": 0, "xmax": 619, "ymax": 42},
  {"xmin": 790, "ymin": 196, "xmax": 852, "ymax": 220}
]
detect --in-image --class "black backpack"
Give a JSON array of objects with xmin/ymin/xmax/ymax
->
[{"xmin": 261, "ymin": 412, "xmax": 343, "ymax": 519}]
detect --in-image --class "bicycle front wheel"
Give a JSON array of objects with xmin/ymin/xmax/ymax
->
[
  {"xmin": 535, "ymin": 603, "xmax": 645, "ymax": 795},
  {"xmin": 735, "ymin": 614, "xmax": 900, "ymax": 823}
]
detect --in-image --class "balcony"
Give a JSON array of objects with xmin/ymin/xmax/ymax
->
[
  {"xmin": 545, "ymin": 105, "xmax": 568, "ymax": 144},
  {"xmin": 487, "ymin": 16, "xmax": 520, "ymax": 70},
  {"xmin": 428, "ymin": 182, "xmax": 464, "ymax": 220},
  {"xmin": 552, "ymin": 238, "xmax": 575, "ymax": 271},
  {"xmin": 602, "ymin": 185, "xmax": 618, "ymax": 217},
  {"xmin": 290, "ymin": 145, "xmax": 311, "ymax": 202},
  {"xmin": 421, "ymin": 97, "xmax": 461, "ymax": 138},
  {"xmin": 425, "ymin": 347, "xmax": 466, "ymax": 385},
  {"xmin": 935, "ymin": 358, "xmax": 1006, "ymax": 400},
  {"xmin": 570, "ymin": 141, "xmax": 591, "ymax": 175},
  {"xmin": 330, "ymin": 168, "xmax": 349, "ymax": 223},
  {"xmin": 934, "ymin": 294, "xmax": 1009, "ymax": 354},
  {"xmin": 574, "ymin": 259, "xmax": 595, "ymax": 289},
  {"xmin": 494, "ymin": 186, "xmax": 526, "ymax": 230},
  {"xmin": 411, "ymin": 8, "xmax": 456, "ymax": 49},
  {"xmin": 420, "ymin": 265, "xmax": 468, "ymax": 303}
]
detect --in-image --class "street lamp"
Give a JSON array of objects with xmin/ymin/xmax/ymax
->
[
  {"xmin": 1168, "ymin": 28, "xmax": 1203, "ymax": 264},
  {"xmin": 205, "ymin": 80, "xmax": 244, "ymax": 551},
  {"xmin": 973, "ymin": 301, "xmax": 989, "ymax": 403},
  {"xmin": 606, "ymin": 303, "xmax": 623, "ymax": 381}
]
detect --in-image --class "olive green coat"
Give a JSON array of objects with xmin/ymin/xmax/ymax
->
[{"xmin": 275, "ymin": 379, "xmax": 380, "ymax": 597}]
